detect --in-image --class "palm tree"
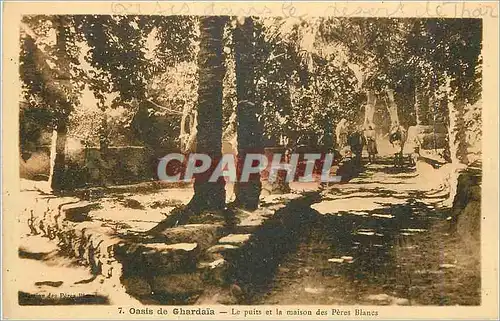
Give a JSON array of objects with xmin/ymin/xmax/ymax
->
[
  {"xmin": 233, "ymin": 17, "xmax": 263, "ymax": 210},
  {"xmin": 187, "ymin": 16, "xmax": 227, "ymax": 211}
]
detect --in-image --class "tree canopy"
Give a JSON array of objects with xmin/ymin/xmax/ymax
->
[{"xmin": 20, "ymin": 15, "xmax": 482, "ymax": 159}]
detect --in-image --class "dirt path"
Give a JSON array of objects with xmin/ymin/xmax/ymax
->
[
  {"xmin": 17, "ymin": 157, "xmax": 480, "ymax": 306},
  {"xmin": 252, "ymin": 158, "xmax": 480, "ymax": 306}
]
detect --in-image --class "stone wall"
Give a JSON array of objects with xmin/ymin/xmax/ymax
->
[
  {"xmin": 21, "ymin": 194, "xmax": 125, "ymax": 284},
  {"xmin": 407, "ymin": 125, "xmax": 448, "ymax": 151},
  {"xmin": 20, "ymin": 184, "xmax": 318, "ymax": 305},
  {"xmin": 20, "ymin": 146, "xmax": 155, "ymax": 187},
  {"xmin": 450, "ymin": 162, "xmax": 481, "ymax": 253}
]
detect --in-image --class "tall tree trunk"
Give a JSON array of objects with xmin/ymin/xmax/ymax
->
[
  {"xmin": 443, "ymin": 74, "xmax": 468, "ymax": 207},
  {"xmin": 188, "ymin": 16, "xmax": 227, "ymax": 211},
  {"xmin": 233, "ymin": 17, "xmax": 262, "ymax": 210},
  {"xmin": 98, "ymin": 114, "xmax": 110, "ymax": 186},
  {"xmin": 385, "ymin": 88, "xmax": 400, "ymax": 127},
  {"xmin": 444, "ymin": 75, "xmax": 469, "ymax": 165},
  {"xmin": 420, "ymin": 78, "xmax": 434, "ymax": 126},
  {"xmin": 49, "ymin": 121, "xmax": 67, "ymax": 191},
  {"xmin": 180, "ymin": 105, "xmax": 197, "ymax": 153},
  {"xmin": 429, "ymin": 86, "xmax": 440, "ymax": 153},
  {"xmin": 99, "ymin": 114, "xmax": 109, "ymax": 154},
  {"xmin": 454, "ymin": 99, "xmax": 469, "ymax": 165},
  {"xmin": 49, "ymin": 16, "xmax": 72, "ymax": 192},
  {"xmin": 414, "ymin": 80, "xmax": 422, "ymax": 126},
  {"xmin": 363, "ymin": 89, "xmax": 377, "ymax": 128}
]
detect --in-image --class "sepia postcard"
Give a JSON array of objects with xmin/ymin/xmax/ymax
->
[{"xmin": 2, "ymin": 1, "xmax": 499, "ymax": 319}]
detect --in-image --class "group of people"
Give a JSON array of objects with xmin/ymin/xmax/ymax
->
[
  {"xmin": 335, "ymin": 119, "xmax": 377, "ymax": 166},
  {"xmin": 335, "ymin": 118, "xmax": 408, "ymax": 167}
]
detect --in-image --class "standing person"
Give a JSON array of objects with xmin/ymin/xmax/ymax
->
[
  {"xmin": 364, "ymin": 125, "xmax": 378, "ymax": 164},
  {"xmin": 389, "ymin": 123, "xmax": 407, "ymax": 167},
  {"xmin": 348, "ymin": 125, "xmax": 365, "ymax": 168}
]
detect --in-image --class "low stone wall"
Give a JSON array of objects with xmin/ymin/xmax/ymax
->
[
  {"xmin": 407, "ymin": 125, "xmax": 448, "ymax": 150},
  {"xmin": 20, "ymin": 146, "xmax": 155, "ymax": 187},
  {"xmin": 450, "ymin": 162, "xmax": 482, "ymax": 252},
  {"xmin": 20, "ymin": 185, "xmax": 319, "ymax": 305},
  {"xmin": 22, "ymin": 195, "xmax": 125, "ymax": 283}
]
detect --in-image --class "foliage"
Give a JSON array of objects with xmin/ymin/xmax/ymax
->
[
  {"xmin": 20, "ymin": 15, "xmax": 84, "ymax": 125},
  {"xmin": 74, "ymin": 15, "xmax": 197, "ymax": 106},
  {"xmin": 253, "ymin": 17, "xmax": 363, "ymax": 147},
  {"xmin": 20, "ymin": 15, "xmax": 199, "ymax": 151},
  {"xmin": 408, "ymin": 19, "xmax": 482, "ymax": 103},
  {"xmin": 19, "ymin": 15, "xmax": 482, "ymax": 164},
  {"xmin": 408, "ymin": 18, "xmax": 482, "ymax": 162}
]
